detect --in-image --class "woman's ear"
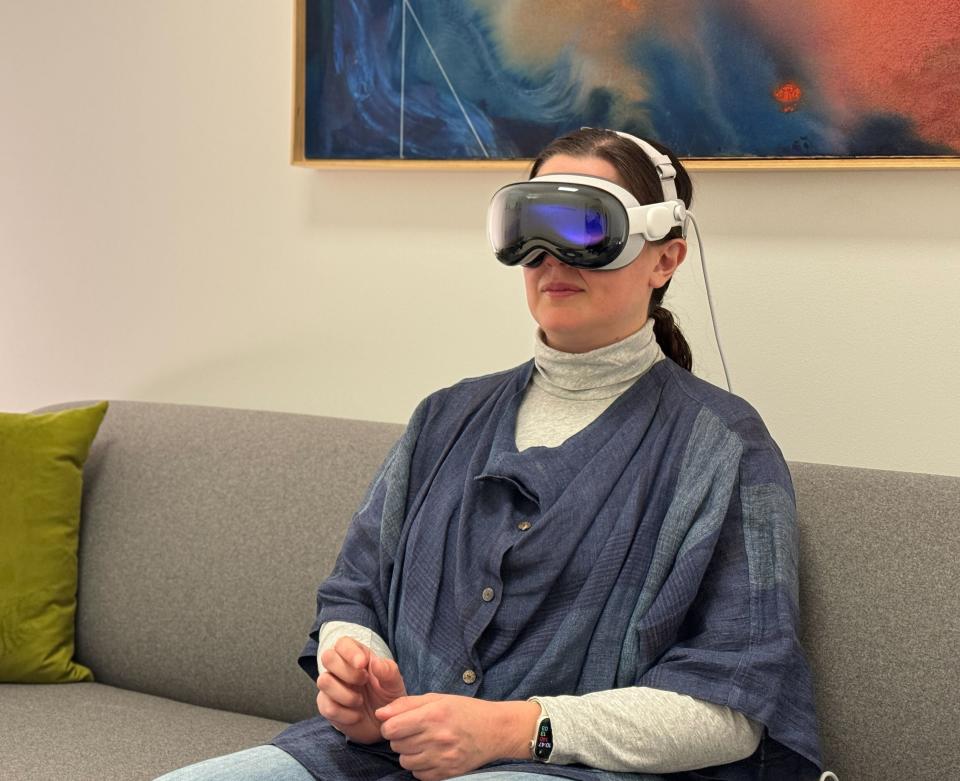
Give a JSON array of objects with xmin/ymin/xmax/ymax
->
[{"xmin": 651, "ymin": 239, "xmax": 687, "ymax": 288}]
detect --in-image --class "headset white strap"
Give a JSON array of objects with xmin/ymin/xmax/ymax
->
[{"xmin": 612, "ymin": 130, "xmax": 678, "ymax": 203}]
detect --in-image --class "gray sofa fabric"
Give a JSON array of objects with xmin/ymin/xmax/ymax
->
[
  {"xmin": 66, "ymin": 401, "xmax": 403, "ymax": 725},
  {"xmin": 792, "ymin": 463, "xmax": 960, "ymax": 780},
  {"xmin": 0, "ymin": 682, "xmax": 287, "ymax": 779},
  {"xmin": 3, "ymin": 400, "xmax": 958, "ymax": 780}
]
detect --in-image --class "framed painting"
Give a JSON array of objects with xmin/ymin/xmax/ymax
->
[{"xmin": 291, "ymin": 0, "xmax": 960, "ymax": 170}]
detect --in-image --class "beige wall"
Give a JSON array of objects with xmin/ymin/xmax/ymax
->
[{"xmin": 2, "ymin": 2, "xmax": 958, "ymax": 475}]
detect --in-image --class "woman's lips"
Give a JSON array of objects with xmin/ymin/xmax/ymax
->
[{"xmin": 542, "ymin": 283, "xmax": 583, "ymax": 298}]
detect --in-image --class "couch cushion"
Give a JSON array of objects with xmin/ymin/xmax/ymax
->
[
  {"xmin": 0, "ymin": 682, "xmax": 289, "ymax": 780},
  {"xmin": 0, "ymin": 402, "xmax": 108, "ymax": 683},
  {"xmin": 50, "ymin": 400, "xmax": 404, "ymax": 724},
  {"xmin": 791, "ymin": 461, "xmax": 960, "ymax": 780}
]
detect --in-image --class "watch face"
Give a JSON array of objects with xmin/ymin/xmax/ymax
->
[{"xmin": 534, "ymin": 717, "xmax": 553, "ymax": 761}]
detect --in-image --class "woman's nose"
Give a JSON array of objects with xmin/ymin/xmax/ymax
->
[{"xmin": 533, "ymin": 252, "xmax": 562, "ymax": 268}]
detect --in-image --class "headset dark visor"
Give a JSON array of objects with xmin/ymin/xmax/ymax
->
[{"xmin": 488, "ymin": 182, "xmax": 630, "ymax": 269}]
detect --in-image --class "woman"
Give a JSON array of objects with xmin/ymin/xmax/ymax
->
[{"xmin": 158, "ymin": 129, "xmax": 823, "ymax": 781}]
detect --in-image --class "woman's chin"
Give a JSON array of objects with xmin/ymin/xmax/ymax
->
[{"xmin": 538, "ymin": 324, "xmax": 603, "ymax": 353}]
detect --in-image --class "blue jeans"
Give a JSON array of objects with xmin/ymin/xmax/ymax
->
[
  {"xmin": 153, "ymin": 746, "xmax": 313, "ymax": 781},
  {"xmin": 153, "ymin": 745, "xmax": 545, "ymax": 781}
]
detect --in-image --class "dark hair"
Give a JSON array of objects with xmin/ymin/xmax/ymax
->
[{"xmin": 529, "ymin": 128, "xmax": 693, "ymax": 371}]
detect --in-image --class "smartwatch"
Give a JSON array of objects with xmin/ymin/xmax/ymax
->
[{"xmin": 531, "ymin": 714, "xmax": 553, "ymax": 762}]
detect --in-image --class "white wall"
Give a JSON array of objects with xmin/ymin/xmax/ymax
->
[{"xmin": 2, "ymin": 2, "xmax": 958, "ymax": 476}]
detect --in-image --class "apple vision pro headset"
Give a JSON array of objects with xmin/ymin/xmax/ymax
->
[
  {"xmin": 488, "ymin": 131, "xmax": 686, "ymax": 270},
  {"xmin": 486, "ymin": 129, "xmax": 733, "ymax": 391}
]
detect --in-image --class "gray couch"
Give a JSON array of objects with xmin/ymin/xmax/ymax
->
[{"xmin": 1, "ymin": 401, "xmax": 957, "ymax": 780}]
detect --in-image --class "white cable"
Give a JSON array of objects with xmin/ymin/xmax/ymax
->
[
  {"xmin": 685, "ymin": 212, "xmax": 733, "ymax": 393},
  {"xmin": 819, "ymin": 773, "xmax": 840, "ymax": 781}
]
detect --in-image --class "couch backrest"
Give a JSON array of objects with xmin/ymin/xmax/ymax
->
[
  {"xmin": 71, "ymin": 400, "xmax": 404, "ymax": 724},
  {"xmin": 69, "ymin": 402, "xmax": 959, "ymax": 778},
  {"xmin": 791, "ymin": 462, "xmax": 959, "ymax": 780}
]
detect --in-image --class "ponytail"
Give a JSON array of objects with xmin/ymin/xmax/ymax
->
[{"xmin": 650, "ymin": 284, "xmax": 692, "ymax": 371}]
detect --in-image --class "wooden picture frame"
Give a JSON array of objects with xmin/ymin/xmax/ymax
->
[{"xmin": 291, "ymin": 0, "xmax": 960, "ymax": 171}]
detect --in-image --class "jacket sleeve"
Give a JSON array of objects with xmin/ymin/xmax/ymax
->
[
  {"xmin": 296, "ymin": 399, "xmax": 428, "ymax": 681},
  {"xmin": 635, "ymin": 430, "xmax": 821, "ymax": 771}
]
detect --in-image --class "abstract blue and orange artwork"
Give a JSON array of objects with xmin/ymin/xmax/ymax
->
[{"xmin": 301, "ymin": 0, "xmax": 960, "ymax": 161}]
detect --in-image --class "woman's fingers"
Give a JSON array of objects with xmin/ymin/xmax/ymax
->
[
  {"xmin": 333, "ymin": 636, "xmax": 371, "ymax": 666},
  {"xmin": 314, "ymin": 634, "xmax": 411, "ymax": 747},
  {"xmin": 320, "ymin": 644, "xmax": 369, "ymax": 686},
  {"xmin": 315, "ymin": 690, "xmax": 363, "ymax": 726},
  {"xmin": 388, "ymin": 733, "xmax": 430, "ymax": 757},
  {"xmin": 397, "ymin": 750, "xmax": 432, "ymax": 773},
  {"xmin": 368, "ymin": 656, "xmax": 407, "ymax": 699},
  {"xmin": 316, "ymin": 671, "xmax": 364, "ymax": 708}
]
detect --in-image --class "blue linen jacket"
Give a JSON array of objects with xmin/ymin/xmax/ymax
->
[{"xmin": 272, "ymin": 359, "xmax": 821, "ymax": 780}]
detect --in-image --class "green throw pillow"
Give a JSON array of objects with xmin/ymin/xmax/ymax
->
[{"xmin": 0, "ymin": 401, "xmax": 108, "ymax": 682}]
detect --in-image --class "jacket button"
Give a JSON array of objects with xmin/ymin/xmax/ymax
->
[
  {"xmin": 462, "ymin": 669, "xmax": 477, "ymax": 684},
  {"xmin": 481, "ymin": 587, "xmax": 495, "ymax": 602},
  {"xmin": 517, "ymin": 521, "xmax": 532, "ymax": 531}
]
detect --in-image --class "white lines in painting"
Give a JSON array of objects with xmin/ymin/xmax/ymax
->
[
  {"xmin": 400, "ymin": 0, "xmax": 490, "ymax": 158},
  {"xmin": 400, "ymin": 0, "xmax": 406, "ymax": 157}
]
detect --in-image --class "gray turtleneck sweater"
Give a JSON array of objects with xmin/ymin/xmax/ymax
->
[{"xmin": 318, "ymin": 321, "xmax": 762, "ymax": 772}]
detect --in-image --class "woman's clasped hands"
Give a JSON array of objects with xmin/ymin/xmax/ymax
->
[
  {"xmin": 316, "ymin": 636, "xmax": 407, "ymax": 744},
  {"xmin": 316, "ymin": 637, "xmax": 538, "ymax": 781}
]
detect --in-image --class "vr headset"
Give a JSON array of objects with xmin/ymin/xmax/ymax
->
[{"xmin": 487, "ymin": 131, "xmax": 689, "ymax": 270}]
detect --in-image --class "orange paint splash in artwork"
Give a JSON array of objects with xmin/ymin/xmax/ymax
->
[
  {"xmin": 773, "ymin": 82, "xmax": 803, "ymax": 112},
  {"xmin": 740, "ymin": 0, "xmax": 960, "ymax": 150}
]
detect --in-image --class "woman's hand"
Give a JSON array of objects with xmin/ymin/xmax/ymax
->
[
  {"xmin": 376, "ymin": 694, "xmax": 540, "ymax": 781},
  {"xmin": 316, "ymin": 636, "xmax": 407, "ymax": 744}
]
